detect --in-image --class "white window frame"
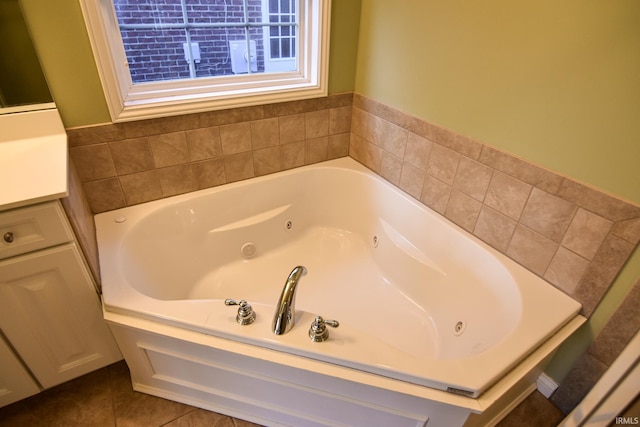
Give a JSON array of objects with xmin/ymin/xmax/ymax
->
[{"xmin": 79, "ymin": 0, "xmax": 331, "ymax": 122}]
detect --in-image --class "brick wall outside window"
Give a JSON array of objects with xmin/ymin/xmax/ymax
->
[{"xmin": 114, "ymin": 0, "xmax": 265, "ymax": 82}]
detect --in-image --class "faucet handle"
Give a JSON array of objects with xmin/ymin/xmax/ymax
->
[
  {"xmin": 224, "ymin": 299, "xmax": 256, "ymax": 325},
  {"xmin": 309, "ymin": 315, "xmax": 339, "ymax": 342}
]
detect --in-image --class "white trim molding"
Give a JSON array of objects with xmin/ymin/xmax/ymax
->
[{"xmin": 537, "ymin": 372, "xmax": 559, "ymax": 399}]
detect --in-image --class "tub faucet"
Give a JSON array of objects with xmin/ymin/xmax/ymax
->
[{"xmin": 272, "ymin": 266, "xmax": 307, "ymax": 335}]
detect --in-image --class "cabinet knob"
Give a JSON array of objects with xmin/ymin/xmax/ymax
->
[{"xmin": 3, "ymin": 231, "xmax": 14, "ymax": 243}]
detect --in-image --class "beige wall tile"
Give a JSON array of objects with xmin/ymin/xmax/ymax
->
[
  {"xmin": 557, "ymin": 178, "xmax": 640, "ymax": 222},
  {"xmin": 63, "ymin": 159, "xmax": 101, "ymax": 282},
  {"xmin": 520, "ymin": 188, "xmax": 577, "ymax": 243},
  {"xmin": 329, "ymin": 106, "xmax": 352, "ymax": 135},
  {"xmin": 445, "ymin": 189, "xmax": 481, "ymax": 232},
  {"xmin": 328, "ymin": 133, "xmax": 350, "ymax": 159},
  {"xmin": 473, "ymin": 206, "xmax": 517, "ymax": 252},
  {"xmin": 562, "ymin": 208, "xmax": 613, "ymax": 260},
  {"xmin": 148, "ymin": 132, "xmax": 190, "ymax": 167},
  {"xmin": 263, "ymin": 100, "xmax": 305, "ymax": 118},
  {"xmin": 219, "ymin": 122, "xmax": 252, "ymax": 155},
  {"xmin": 109, "ymin": 137, "xmax": 154, "ymax": 175},
  {"xmin": 349, "ymin": 133, "xmax": 383, "ymax": 173},
  {"xmin": 431, "ymin": 125, "xmax": 482, "ymax": 159},
  {"xmin": 185, "ymin": 127, "xmax": 222, "ymax": 161},
  {"xmin": 544, "ymin": 247, "xmax": 590, "ymax": 294},
  {"xmin": 484, "ymin": 171, "xmax": 532, "ymax": 220},
  {"xmin": 199, "ymin": 105, "xmax": 264, "ymax": 127},
  {"xmin": 250, "ymin": 118, "xmax": 279, "ymax": 150},
  {"xmin": 325, "ymin": 92, "xmax": 353, "ymax": 108},
  {"xmin": 280, "ymin": 141, "xmax": 305, "ymax": 170},
  {"xmin": 399, "ymin": 162, "xmax": 425, "ymax": 199},
  {"xmin": 507, "ymin": 225, "xmax": 558, "ymax": 276},
  {"xmin": 82, "ymin": 178, "xmax": 125, "ymax": 213},
  {"xmin": 279, "ymin": 114, "xmax": 305, "ymax": 144},
  {"xmin": 380, "ymin": 153, "xmax": 403, "ymax": 186},
  {"xmin": 404, "ymin": 132, "xmax": 432, "ymax": 171},
  {"xmin": 403, "ymin": 114, "xmax": 436, "ymax": 142},
  {"xmin": 223, "ymin": 152, "xmax": 254, "ymax": 182},
  {"xmin": 157, "ymin": 165, "xmax": 196, "ymax": 197},
  {"xmin": 350, "ymin": 108, "xmax": 377, "ymax": 142},
  {"xmin": 453, "ymin": 134, "xmax": 483, "ymax": 160},
  {"xmin": 69, "ymin": 144, "xmax": 117, "ymax": 181},
  {"xmin": 431, "ymin": 126, "xmax": 457, "ymax": 150},
  {"xmin": 427, "ymin": 143, "xmax": 460, "ymax": 185},
  {"xmin": 374, "ymin": 118, "xmax": 408, "ymax": 159},
  {"xmin": 192, "ymin": 158, "xmax": 225, "ymax": 189},
  {"xmin": 574, "ymin": 234, "xmax": 635, "ymax": 315},
  {"xmin": 453, "ymin": 156, "xmax": 493, "ymax": 201},
  {"xmin": 254, "ymin": 147, "xmax": 281, "ymax": 176},
  {"xmin": 67, "ymin": 123, "xmax": 126, "ymax": 146},
  {"xmin": 119, "ymin": 170, "xmax": 163, "ymax": 205},
  {"xmin": 305, "ymin": 110, "xmax": 329, "ymax": 139},
  {"xmin": 611, "ymin": 217, "xmax": 640, "ymax": 245},
  {"xmin": 479, "ymin": 146, "xmax": 563, "ymax": 194},
  {"xmin": 123, "ymin": 113, "xmax": 199, "ymax": 138},
  {"xmin": 305, "ymin": 137, "xmax": 329, "ymax": 164},
  {"xmin": 420, "ymin": 175, "xmax": 451, "ymax": 215}
]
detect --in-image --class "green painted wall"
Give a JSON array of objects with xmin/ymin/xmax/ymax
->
[
  {"xmin": 19, "ymin": 0, "xmax": 111, "ymax": 126},
  {"xmin": 328, "ymin": 0, "xmax": 361, "ymax": 94},
  {"xmin": 354, "ymin": 0, "xmax": 640, "ymax": 381},
  {"xmin": 19, "ymin": 0, "xmax": 361, "ymax": 128}
]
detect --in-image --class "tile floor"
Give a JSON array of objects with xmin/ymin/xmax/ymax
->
[{"xmin": 0, "ymin": 361, "xmax": 565, "ymax": 426}]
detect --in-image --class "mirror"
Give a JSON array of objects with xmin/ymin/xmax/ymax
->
[{"xmin": 0, "ymin": 0, "xmax": 54, "ymax": 114}]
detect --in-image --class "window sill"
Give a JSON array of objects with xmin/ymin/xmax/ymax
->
[{"xmin": 114, "ymin": 81, "xmax": 327, "ymax": 122}]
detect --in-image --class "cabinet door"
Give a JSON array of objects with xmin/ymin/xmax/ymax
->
[
  {"xmin": 0, "ymin": 243, "xmax": 121, "ymax": 389},
  {"xmin": 0, "ymin": 334, "xmax": 40, "ymax": 408}
]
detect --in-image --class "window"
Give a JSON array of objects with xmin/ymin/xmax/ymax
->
[
  {"xmin": 264, "ymin": 0, "xmax": 297, "ymax": 72},
  {"xmin": 80, "ymin": 0, "xmax": 330, "ymax": 122}
]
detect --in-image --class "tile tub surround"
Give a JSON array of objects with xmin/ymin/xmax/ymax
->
[
  {"xmin": 349, "ymin": 93, "xmax": 640, "ymax": 318},
  {"xmin": 67, "ymin": 93, "xmax": 353, "ymax": 213},
  {"xmin": 68, "ymin": 92, "xmax": 640, "ymax": 318}
]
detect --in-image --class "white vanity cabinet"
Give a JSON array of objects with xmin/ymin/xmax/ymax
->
[
  {"xmin": 0, "ymin": 200, "xmax": 121, "ymax": 407},
  {"xmin": 0, "ymin": 334, "xmax": 40, "ymax": 407}
]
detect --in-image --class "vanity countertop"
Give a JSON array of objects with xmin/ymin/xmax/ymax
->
[{"xmin": 0, "ymin": 108, "xmax": 68, "ymax": 211}]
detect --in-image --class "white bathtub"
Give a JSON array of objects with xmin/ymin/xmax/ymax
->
[{"xmin": 96, "ymin": 157, "xmax": 584, "ymax": 426}]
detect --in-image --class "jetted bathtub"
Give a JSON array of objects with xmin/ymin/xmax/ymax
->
[{"xmin": 96, "ymin": 157, "xmax": 584, "ymax": 427}]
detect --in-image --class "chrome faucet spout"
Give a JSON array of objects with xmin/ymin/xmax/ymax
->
[{"xmin": 272, "ymin": 266, "xmax": 307, "ymax": 335}]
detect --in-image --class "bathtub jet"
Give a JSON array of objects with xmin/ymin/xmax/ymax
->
[{"xmin": 272, "ymin": 265, "xmax": 307, "ymax": 335}]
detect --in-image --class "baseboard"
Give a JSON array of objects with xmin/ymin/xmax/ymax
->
[{"xmin": 537, "ymin": 373, "xmax": 559, "ymax": 398}]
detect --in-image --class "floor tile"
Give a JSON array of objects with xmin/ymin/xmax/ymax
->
[{"xmin": 497, "ymin": 390, "xmax": 565, "ymax": 427}]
